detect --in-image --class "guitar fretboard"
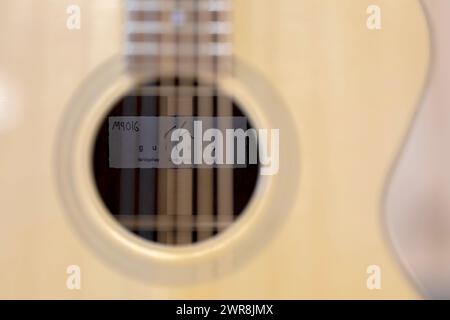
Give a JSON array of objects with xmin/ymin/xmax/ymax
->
[{"xmin": 125, "ymin": 0, "xmax": 233, "ymax": 76}]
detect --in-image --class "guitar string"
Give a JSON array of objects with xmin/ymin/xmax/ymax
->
[
  {"xmin": 124, "ymin": 0, "xmax": 234, "ymax": 242},
  {"xmin": 196, "ymin": 0, "xmax": 215, "ymax": 241}
]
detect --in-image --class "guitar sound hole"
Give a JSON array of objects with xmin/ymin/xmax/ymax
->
[{"xmin": 92, "ymin": 79, "xmax": 260, "ymax": 245}]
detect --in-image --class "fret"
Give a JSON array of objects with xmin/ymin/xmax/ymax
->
[
  {"xmin": 125, "ymin": 42, "xmax": 232, "ymax": 57},
  {"xmin": 124, "ymin": 0, "xmax": 233, "ymax": 76},
  {"xmin": 126, "ymin": 21, "xmax": 232, "ymax": 35},
  {"xmin": 126, "ymin": 0, "xmax": 231, "ymax": 13}
]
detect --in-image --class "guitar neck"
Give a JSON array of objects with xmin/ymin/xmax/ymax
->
[{"xmin": 124, "ymin": 0, "xmax": 233, "ymax": 77}]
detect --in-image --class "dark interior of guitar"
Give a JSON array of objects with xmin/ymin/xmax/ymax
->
[{"xmin": 93, "ymin": 79, "xmax": 260, "ymax": 245}]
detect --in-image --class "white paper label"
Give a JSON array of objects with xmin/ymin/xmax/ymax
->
[{"xmin": 109, "ymin": 116, "xmax": 248, "ymax": 168}]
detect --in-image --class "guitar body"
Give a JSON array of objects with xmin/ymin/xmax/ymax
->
[
  {"xmin": 385, "ymin": 0, "xmax": 450, "ymax": 299},
  {"xmin": 0, "ymin": 0, "xmax": 429, "ymax": 299}
]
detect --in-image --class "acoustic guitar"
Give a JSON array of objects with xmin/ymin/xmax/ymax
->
[{"xmin": 0, "ymin": 0, "xmax": 429, "ymax": 299}]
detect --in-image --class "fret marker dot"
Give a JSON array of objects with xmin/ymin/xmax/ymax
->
[{"xmin": 171, "ymin": 10, "xmax": 185, "ymax": 27}]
